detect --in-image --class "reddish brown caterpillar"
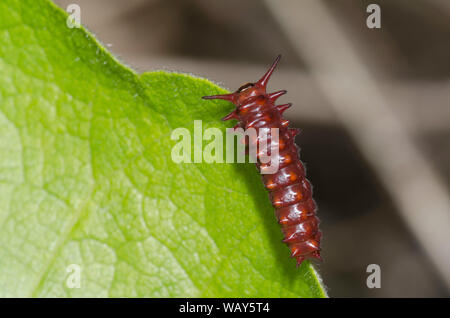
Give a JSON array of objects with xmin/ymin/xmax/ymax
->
[{"xmin": 202, "ymin": 55, "xmax": 321, "ymax": 266}]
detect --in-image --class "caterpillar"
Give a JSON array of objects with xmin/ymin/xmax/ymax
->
[{"xmin": 202, "ymin": 55, "xmax": 321, "ymax": 266}]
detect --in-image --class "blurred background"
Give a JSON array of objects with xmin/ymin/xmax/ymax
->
[{"xmin": 53, "ymin": 0, "xmax": 450, "ymax": 297}]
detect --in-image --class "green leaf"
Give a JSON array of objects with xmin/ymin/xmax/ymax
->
[{"xmin": 0, "ymin": 0, "xmax": 326, "ymax": 297}]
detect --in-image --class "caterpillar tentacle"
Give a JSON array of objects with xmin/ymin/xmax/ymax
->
[{"xmin": 203, "ymin": 55, "xmax": 321, "ymax": 267}]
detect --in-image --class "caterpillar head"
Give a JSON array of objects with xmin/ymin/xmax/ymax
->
[{"xmin": 202, "ymin": 55, "xmax": 282, "ymax": 110}]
